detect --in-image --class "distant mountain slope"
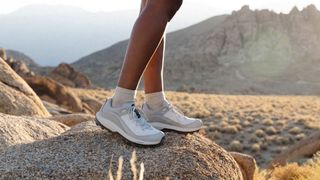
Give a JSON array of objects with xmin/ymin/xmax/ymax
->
[
  {"xmin": 0, "ymin": 4, "xmax": 224, "ymax": 66},
  {"xmin": 5, "ymin": 50, "xmax": 39, "ymax": 68},
  {"xmin": 73, "ymin": 5, "xmax": 320, "ymax": 95},
  {"xmin": 0, "ymin": 5, "xmax": 137, "ymax": 66}
]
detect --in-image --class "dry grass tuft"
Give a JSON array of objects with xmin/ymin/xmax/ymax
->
[
  {"xmin": 108, "ymin": 151, "xmax": 145, "ymax": 180},
  {"xmin": 255, "ymin": 152, "xmax": 320, "ymax": 180},
  {"xmin": 139, "ymin": 163, "xmax": 145, "ymax": 180},
  {"xmin": 266, "ymin": 127, "xmax": 277, "ymax": 135},
  {"xmin": 108, "ymin": 155, "xmax": 115, "ymax": 180},
  {"xmin": 251, "ymin": 143, "xmax": 261, "ymax": 152},
  {"xmin": 289, "ymin": 127, "xmax": 302, "ymax": 135},
  {"xmin": 255, "ymin": 129, "xmax": 265, "ymax": 137},
  {"xmin": 230, "ymin": 140, "xmax": 243, "ymax": 151},
  {"xmin": 272, "ymin": 163, "xmax": 313, "ymax": 180},
  {"xmin": 130, "ymin": 151, "xmax": 138, "ymax": 180},
  {"xmin": 116, "ymin": 156, "xmax": 124, "ymax": 180},
  {"xmin": 223, "ymin": 125, "xmax": 238, "ymax": 134}
]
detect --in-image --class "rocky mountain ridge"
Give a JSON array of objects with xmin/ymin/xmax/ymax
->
[
  {"xmin": 5, "ymin": 49, "xmax": 39, "ymax": 68},
  {"xmin": 73, "ymin": 5, "xmax": 320, "ymax": 95}
]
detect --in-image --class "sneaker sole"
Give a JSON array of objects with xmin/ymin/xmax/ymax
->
[
  {"xmin": 149, "ymin": 122, "xmax": 202, "ymax": 132},
  {"xmin": 95, "ymin": 113, "xmax": 163, "ymax": 145}
]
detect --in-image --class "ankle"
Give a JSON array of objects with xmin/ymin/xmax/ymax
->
[
  {"xmin": 112, "ymin": 86, "xmax": 136, "ymax": 108},
  {"xmin": 144, "ymin": 91, "xmax": 166, "ymax": 111}
]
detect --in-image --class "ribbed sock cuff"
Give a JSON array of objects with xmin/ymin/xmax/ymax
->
[
  {"xmin": 111, "ymin": 86, "xmax": 137, "ymax": 107},
  {"xmin": 145, "ymin": 91, "xmax": 165, "ymax": 102},
  {"xmin": 144, "ymin": 91, "xmax": 166, "ymax": 110},
  {"xmin": 114, "ymin": 86, "xmax": 137, "ymax": 97}
]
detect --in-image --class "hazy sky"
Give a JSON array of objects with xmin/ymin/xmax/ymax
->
[{"xmin": 1, "ymin": 0, "xmax": 320, "ymax": 14}]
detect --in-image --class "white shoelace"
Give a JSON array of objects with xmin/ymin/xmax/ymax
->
[{"xmin": 129, "ymin": 105, "xmax": 152, "ymax": 130}]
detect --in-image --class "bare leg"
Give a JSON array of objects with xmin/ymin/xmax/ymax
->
[
  {"xmin": 143, "ymin": 38, "xmax": 165, "ymax": 93},
  {"xmin": 140, "ymin": 0, "xmax": 165, "ymax": 94},
  {"xmin": 117, "ymin": 0, "xmax": 182, "ymax": 90}
]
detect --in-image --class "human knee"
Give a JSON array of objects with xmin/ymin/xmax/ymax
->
[
  {"xmin": 167, "ymin": 0, "xmax": 183, "ymax": 21},
  {"xmin": 148, "ymin": 0, "xmax": 183, "ymax": 21}
]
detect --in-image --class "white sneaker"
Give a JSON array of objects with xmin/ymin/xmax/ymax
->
[
  {"xmin": 95, "ymin": 99, "xmax": 165, "ymax": 145},
  {"xmin": 141, "ymin": 101, "xmax": 203, "ymax": 132}
]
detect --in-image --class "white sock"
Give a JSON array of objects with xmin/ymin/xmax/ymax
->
[
  {"xmin": 111, "ymin": 86, "xmax": 136, "ymax": 108},
  {"xmin": 145, "ymin": 91, "xmax": 167, "ymax": 111}
]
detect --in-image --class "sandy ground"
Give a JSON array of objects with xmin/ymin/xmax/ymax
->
[{"xmin": 73, "ymin": 88, "xmax": 320, "ymax": 167}]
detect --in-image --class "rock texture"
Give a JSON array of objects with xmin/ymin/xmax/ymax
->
[
  {"xmin": 81, "ymin": 97, "xmax": 103, "ymax": 114},
  {"xmin": 0, "ymin": 121, "xmax": 243, "ymax": 179},
  {"xmin": 0, "ymin": 58, "xmax": 50, "ymax": 117},
  {"xmin": 230, "ymin": 152, "xmax": 257, "ymax": 180},
  {"xmin": 49, "ymin": 113, "xmax": 94, "ymax": 126},
  {"xmin": 49, "ymin": 63, "xmax": 92, "ymax": 88},
  {"xmin": 42, "ymin": 100, "xmax": 72, "ymax": 115},
  {"xmin": 1, "ymin": 48, "xmax": 36, "ymax": 77},
  {"xmin": 73, "ymin": 5, "xmax": 320, "ymax": 95},
  {"xmin": 23, "ymin": 75, "xmax": 84, "ymax": 112},
  {"xmin": 5, "ymin": 57, "xmax": 35, "ymax": 76},
  {"xmin": 0, "ymin": 113, "xmax": 68, "ymax": 152},
  {"xmin": 0, "ymin": 48, "xmax": 6, "ymax": 60},
  {"xmin": 5, "ymin": 49, "xmax": 39, "ymax": 68}
]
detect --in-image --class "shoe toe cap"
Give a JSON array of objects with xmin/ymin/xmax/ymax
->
[
  {"xmin": 142, "ymin": 131, "xmax": 165, "ymax": 143},
  {"xmin": 187, "ymin": 118, "xmax": 203, "ymax": 128}
]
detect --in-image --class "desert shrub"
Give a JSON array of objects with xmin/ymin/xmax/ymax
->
[
  {"xmin": 255, "ymin": 152, "xmax": 320, "ymax": 180},
  {"xmin": 272, "ymin": 163, "xmax": 313, "ymax": 180}
]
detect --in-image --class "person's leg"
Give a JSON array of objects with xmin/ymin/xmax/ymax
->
[
  {"xmin": 140, "ymin": 0, "xmax": 165, "ymax": 94},
  {"xmin": 143, "ymin": 37, "xmax": 165, "ymax": 94},
  {"xmin": 95, "ymin": 0, "xmax": 184, "ymax": 145},
  {"xmin": 112, "ymin": 0, "xmax": 183, "ymax": 107},
  {"xmin": 118, "ymin": 0, "xmax": 182, "ymax": 89},
  {"xmin": 141, "ymin": 0, "xmax": 168, "ymax": 110},
  {"xmin": 139, "ymin": 1, "xmax": 203, "ymax": 133},
  {"xmin": 143, "ymin": 34, "xmax": 167, "ymax": 110}
]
